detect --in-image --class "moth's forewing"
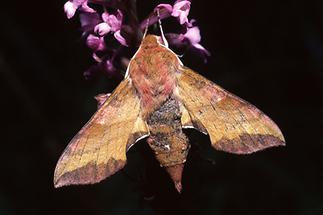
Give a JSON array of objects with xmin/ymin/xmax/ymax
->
[
  {"xmin": 54, "ymin": 79, "xmax": 149, "ymax": 187},
  {"xmin": 176, "ymin": 67, "xmax": 285, "ymax": 154}
]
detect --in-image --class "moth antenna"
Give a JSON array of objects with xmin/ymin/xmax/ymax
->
[
  {"xmin": 143, "ymin": 17, "xmax": 150, "ymax": 38},
  {"xmin": 156, "ymin": 8, "xmax": 169, "ymax": 48}
]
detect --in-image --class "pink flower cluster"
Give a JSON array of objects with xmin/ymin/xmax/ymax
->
[
  {"xmin": 64, "ymin": 0, "xmax": 127, "ymax": 47},
  {"xmin": 63, "ymin": 0, "xmax": 209, "ymax": 78},
  {"xmin": 155, "ymin": 1, "xmax": 210, "ymax": 56}
]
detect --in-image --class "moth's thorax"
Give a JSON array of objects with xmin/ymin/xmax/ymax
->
[{"xmin": 129, "ymin": 35, "xmax": 181, "ymax": 115}]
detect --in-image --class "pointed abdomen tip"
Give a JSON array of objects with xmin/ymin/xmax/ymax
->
[
  {"xmin": 175, "ymin": 181, "xmax": 182, "ymax": 193},
  {"xmin": 165, "ymin": 163, "xmax": 184, "ymax": 193}
]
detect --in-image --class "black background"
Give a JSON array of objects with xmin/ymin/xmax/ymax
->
[{"xmin": 1, "ymin": 0, "xmax": 322, "ymax": 214}]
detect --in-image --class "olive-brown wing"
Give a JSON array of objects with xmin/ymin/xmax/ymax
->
[
  {"xmin": 176, "ymin": 67, "xmax": 285, "ymax": 154},
  {"xmin": 54, "ymin": 78, "xmax": 149, "ymax": 187}
]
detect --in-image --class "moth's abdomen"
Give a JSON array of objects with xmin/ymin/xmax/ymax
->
[
  {"xmin": 146, "ymin": 97, "xmax": 189, "ymax": 192},
  {"xmin": 146, "ymin": 97, "xmax": 190, "ymax": 167},
  {"xmin": 147, "ymin": 127, "xmax": 189, "ymax": 167}
]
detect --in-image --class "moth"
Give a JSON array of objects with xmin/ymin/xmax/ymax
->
[{"xmin": 54, "ymin": 35, "xmax": 285, "ymax": 193}]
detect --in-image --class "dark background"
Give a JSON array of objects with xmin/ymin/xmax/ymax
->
[{"xmin": 1, "ymin": 0, "xmax": 322, "ymax": 214}]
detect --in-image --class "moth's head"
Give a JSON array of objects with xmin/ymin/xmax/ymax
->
[{"xmin": 141, "ymin": 35, "xmax": 164, "ymax": 49}]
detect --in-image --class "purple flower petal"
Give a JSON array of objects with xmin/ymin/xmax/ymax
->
[
  {"xmin": 64, "ymin": 0, "xmax": 95, "ymax": 19},
  {"xmin": 73, "ymin": 0, "xmax": 87, "ymax": 6},
  {"xmin": 154, "ymin": 4, "xmax": 173, "ymax": 13},
  {"xmin": 106, "ymin": 10, "xmax": 123, "ymax": 32},
  {"xmin": 164, "ymin": 33, "xmax": 186, "ymax": 48},
  {"xmin": 172, "ymin": 0, "xmax": 191, "ymax": 25},
  {"xmin": 86, "ymin": 34, "xmax": 105, "ymax": 51},
  {"xmin": 92, "ymin": 53, "xmax": 102, "ymax": 63},
  {"xmin": 95, "ymin": 93, "xmax": 111, "ymax": 109},
  {"xmin": 192, "ymin": 43, "xmax": 211, "ymax": 56},
  {"xmin": 64, "ymin": 1, "xmax": 77, "ymax": 19},
  {"xmin": 183, "ymin": 26, "xmax": 210, "ymax": 57},
  {"xmin": 101, "ymin": 12, "xmax": 110, "ymax": 23},
  {"xmin": 114, "ymin": 30, "xmax": 127, "ymax": 46},
  {"xmin": 103, "ymin": 59, "xmax": 123, "ymax": 78},
  {"xmin": 104, "ymin": 59, "xmax": 116, "ymax": 73},
  {"xmin": 184, "ymin": 26, "xmax": 201, "ymax": 44},
  {"xmin": 94, "ymin": 22, "xmax": 111, "ymax": 36},
  {"xmin": 80, "ymin": 2, "xmax": 96, "ymax": 13}
]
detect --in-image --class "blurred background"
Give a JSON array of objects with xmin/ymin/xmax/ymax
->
[{"xmin": 0, "ymin": 0, "xmax": 322, "ymax": 214}]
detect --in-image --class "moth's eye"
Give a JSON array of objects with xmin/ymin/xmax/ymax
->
[{"xmin": 173, "ymin": 114, "xmax": 180, "ymax": 120}]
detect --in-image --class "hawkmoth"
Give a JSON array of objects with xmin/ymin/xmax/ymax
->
[{"xmin": 54, "ymin": 35, "xmax": 285, "ymax": 193}]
